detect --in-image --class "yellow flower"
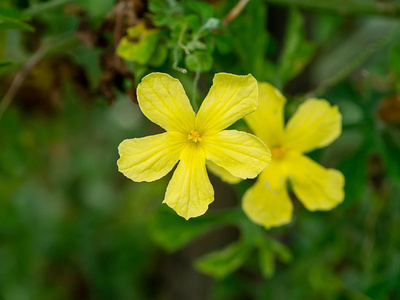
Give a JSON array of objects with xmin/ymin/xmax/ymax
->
[
  {"xmin": 117, "ymin": 73, "xmax": 271, "ymax": 219},
  {"xmin": 243, "ymin": 82, "xmax": 345, "ymax": 229}
]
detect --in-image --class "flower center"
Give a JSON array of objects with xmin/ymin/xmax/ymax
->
[
  {"xmin": 271, "ymin": 146, "xmax": 285, "ymax": 160},
  {"xmin": 188, "ymin": 130, "xmax": 202, "ymax": 143}
]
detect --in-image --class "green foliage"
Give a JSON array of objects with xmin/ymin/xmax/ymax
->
[
  {"xmin": 195, "ymin": 238, "xmax": 252, "ymax": 279},
  {"xmin": 257, "ymin": 236, "xmax": 292, "ymax": 278},
  {"xmin": 0, "ymin": 14, "xmax": 34, "ymax": 31},
  {"xmin": 184, "ymin": 50, "xmax": 213, "ymax": 71},
  {"xmin": 227, "ymin": 0, "xmax": 270, "ymax": 79},
  {"xmin": 390, "ymin": 43, "xmax": 400, "ymax": 91},
  {"xmin": 149, "ymin": 208, "xmax": 228, "ymax": 252},
  {"xmin": 0, "ymin": 61, "xmax": 12, "ymax": 68},
  {"xmin": 276, "ymin": 8, "xmax": 316, "ymax": 88},
  {"xmin": 1, "ymin": 0, "xmax": 400, "ymax": 299},
  {"xmin": 379, "ymin": 126, "xmax": 400, "ymax": 182}
]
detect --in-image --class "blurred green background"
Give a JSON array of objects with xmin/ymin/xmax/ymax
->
[{"xmin": 1, "ymin": 0, "xmax": 400, "ymax": 299}]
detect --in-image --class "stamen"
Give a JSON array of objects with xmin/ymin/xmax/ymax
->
[{"xmin": 188, "ymin": 130, "xmax": 202, "ymax": 143}]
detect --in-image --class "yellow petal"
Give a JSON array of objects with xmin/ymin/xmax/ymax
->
[
  {"xmin": 163, "ymin": 144, "xmax": 214, "ymax": 219},
  {"xmin": 286, "ymin": 152, "xmax": 345, "ymax": 211},
  {"xmin": 203, "ymin": 130, "xmax": 271, "ymax": 179},
  {"xmin": 242, "ymin": 162, "xmax": 293, "ymax": 229},
  {"xmin": 195, "ymin": 73, "xmax": 258, "ymax": 135},
  {"xmin": 283, "ymin": 99, "xmax": 342, "ymax": 153},
  {"xmin": 137, "ymin": 73, "xmax": 195, "ymax": 133},
  {"xmin": 206, "ymin": 160, "xmax": 241, "ymax": 184},
  {"xmin": 245, "ymin": 82, "xmax": 286, "ymax": 147},
  {"xmin": 117, "ymin": 132, "xmax": 185, "ymax": 182}
]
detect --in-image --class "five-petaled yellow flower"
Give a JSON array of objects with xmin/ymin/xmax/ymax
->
[
  {"xmin": 118, "ymin": 73, "xmax": 271, "ymax": 219},
  {"xmin": 243, "ymin": 82, "xmax": 345, "ymax": 228}
]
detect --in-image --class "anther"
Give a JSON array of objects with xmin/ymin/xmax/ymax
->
[{"xmin": 188, "ymin": 130, "xmax": 202, "ymax": 143}]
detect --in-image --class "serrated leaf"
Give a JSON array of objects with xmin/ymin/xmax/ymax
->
[{"xmin": 195, "ymin": 239, "xmax": 251, "ymax": 279}]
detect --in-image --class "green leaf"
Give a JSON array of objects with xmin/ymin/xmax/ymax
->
[
  {"xmin": 338, "ymin": 140, "xmax": 369, "ymax": 206},
  {"xmin": 148, "ymin": 208, "xmax": 226, "ymax": 252},
  {"xmin": 148, "ymin": 0, "xmax": 168, "ymax": 13},
  {"xmin": 24, "ymin": 0, "xmax": 74, "ymax": 16},
  {"xmin": 199, "ymin": 18, "xmax": 220, "ymax": 32},
  {"xmin": 117, "ymin": 24, "xmax": 161, "ymax": 65},
  {"xmin": 187, "ymin": 1, "xmax": 213, "ymax": 21},
  {"xmin": 257, "ymin": 237, "xmax": 292, "ymax": 279},
  {"xmin": 78, "ymin": 0, "xmax": 114, "ymax": 19},
  {"xmin": 390, "ymin": 43, "xmax": 400, "ymax": 91},
  {"xmin": 228, "ymin": 0, "xmax": 269, "ymax": 79},
  {"xmin": 257, "ymin": 238, "xmax": 275, "ymax": 278},
  {"xmin": 276, "ymin": 8, "xmax": 316, "ymax": 87},
  {"xmin": 149, "ymin": 0, "xmax": 182, "ymax": 26},
  {"xmin": 0, "ymin": 15, "xmax": 34, "ymax": 32},
  {"xmin": 270, "ymin": 239, "xmax": 292, "ymax": 263},
  {"xmin": 184, "ymin": 51, "xmax": 213, "ymax": 71},
  {"xmin": 185, "ymin": 14, "xmax": 201, "ymax": 30},
  {"xmin": 148, "ymin": 42, "xmax": 168, "ymax": 67},
  {"xmin": 0, "ymin": 61, "xmax": 12, "ymax": 68},
  {"xmin": 379, "ymin": 127, "xmax": 400, "ymax": 182},
  {"xmin": 213, "ymin": 33, "xmax": 233, "ymax": 54},
  {"xmin": 195, "ymin": 239, "xmax": 252, "ymax": 279}
]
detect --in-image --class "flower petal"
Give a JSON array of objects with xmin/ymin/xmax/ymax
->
[
  {"xmin": 137, "ymin": 73, "xmax": 195, "ymax": 133},
  {"xmin": 117, "ymin": 132, "xmax": 185, "ymax": 182},
  {"xmin": 206, "ymin": 160, "xmax": 241, "ymax": 184},
  {"xmin": 203, "ymin": 130, "xmax": 271, "ymax": 179},
  {"xmin": 242, "ymin": 162, "xmax": 293, "ymax": 229},
  {"xmin": 195, "ymin": 73, "xmax": 258, "ymax": 135},
  {"xmin": 286, "ymin": 152, "xmax": 345, "ymax": 211},
  {"xmin": 163, "ymin": 144, "xmax": 214, "ymax": 220},
  {"xmin": 283, "ymin": 99, "xmax": 342, "ymax": 153},
  {"xmin": 245, "ymin": 82, "xmax": 286, "ymax": 147}
]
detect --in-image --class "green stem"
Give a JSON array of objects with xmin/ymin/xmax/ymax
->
[
  {"xmin": 263, "ymin": 0, "xmax": 400, "ymax": 17},
  {"xmin": 172, "ymin": 24, "xmax": 188, "ymax": 74}
]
